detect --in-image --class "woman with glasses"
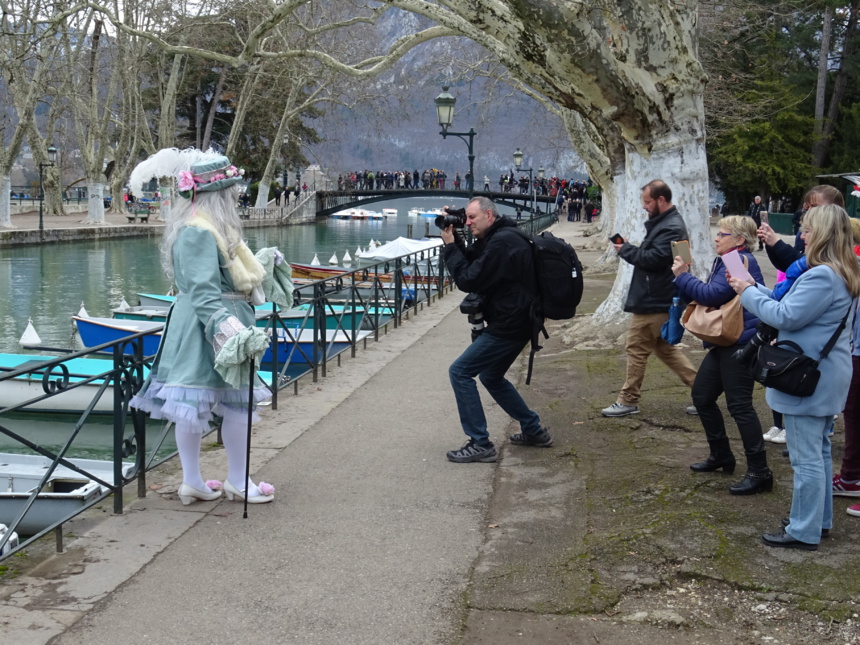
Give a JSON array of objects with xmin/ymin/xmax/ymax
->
[
  {"xmin": 672, "ymin": 216, "xmax": 770, "ymax": 495},
  {"xmin": 729, "ymin": 205, "xmax": 860, "ymax": 550}
]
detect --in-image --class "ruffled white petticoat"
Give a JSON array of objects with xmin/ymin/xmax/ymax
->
[{"xmin": 131, "ymin": 380, "xmax": 270, "ymax": 434}]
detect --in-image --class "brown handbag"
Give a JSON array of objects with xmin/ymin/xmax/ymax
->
[{"xmin": 680, "ymin": 256, "xmax": 748, "ymax": 346}]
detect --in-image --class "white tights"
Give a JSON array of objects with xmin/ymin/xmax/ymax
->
[
  {"xmin": 174, "ymin": 407, "xmax": 261, "ymax": 496},
  {"xmin": 219, "ymin": 406, "xmax": 262, "ymax": 497}
]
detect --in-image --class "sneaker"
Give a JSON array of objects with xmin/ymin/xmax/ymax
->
[
  {"xmin": 769, "ymin": 429, "xmax": 787, "ymax": 444},
  {"xmin": 601, "ymin": 402, "xmax": 640, "ymax": 417},
  {"xmin": 446, "ymin": 439, "xmax": 498, "ymax": 463},
  {"xmin": 763, "ymin": 426, "xmax": 783, "ymax": 441},
  {"xmin": 510, "ymin": 427, "xmax": 553, "ymax": 447},
  {"xmin": 832, "ymin": 474, "xmax": 860, "ymax": 497},
  {"xmin": 848, "ymin": 503, "xmax": 860, "ymax": 517}
]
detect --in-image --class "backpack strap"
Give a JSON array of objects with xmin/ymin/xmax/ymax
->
[{"xmin": 510, "ymin": 226, "xmax": 547, "ymax": 385}]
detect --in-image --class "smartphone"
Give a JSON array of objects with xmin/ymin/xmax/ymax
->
[
  {"xmin": 609, "ymin": 233, "xmax": 624, "ymax": 244},
  {"xmin": 760, "ymin": 211, "xmax": 769, "ymax": 225},
  {"xmin": 671, "ymin": 240, "xmax": 692, "ymax": 265}
]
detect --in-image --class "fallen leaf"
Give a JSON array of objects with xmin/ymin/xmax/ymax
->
[{"xmin": 488, "ymin": 524, "xmax": 500, "ymax": 529}]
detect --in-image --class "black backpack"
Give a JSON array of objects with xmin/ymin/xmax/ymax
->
[{"xmin": 513, "ymin": 229, "xmax": 584, "ymax": 383}]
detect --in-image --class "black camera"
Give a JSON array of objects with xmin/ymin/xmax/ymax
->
[
  {"xmin": 459, "ymin": 293, "xmax": 486, "ymax": 342},
  {"xmin": 733, "ymin": 323, "xmax": 777, "ymax": 367},
  {"xmin": 435, "ymin": 207, "xmax": 467, "ymax": 230}
]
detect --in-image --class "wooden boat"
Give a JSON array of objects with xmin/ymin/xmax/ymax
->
[
  {"xmin": 418, "ymin": 208, "xmax": 444, "ymax": 218},
  {"xmin": 113, "ymin": 305, "xmax": 170, "ymax": 321},
  {"xmin": 0, "ymin": 523, "xmax": 19, "ymax": 555},
  {"xmin": 290, "ymin": 262, "xmax": 444, "ymax": 293},
  {"xmin": 0, "ymin": 453, "xmax": 134, "ymax": 535},
  {"xmin": 328, "ymin": 208, "xmax": 383, "ymax": 220},
  {"xmin": 118, "ymin": 302, "xmax": 366, "ymax": 332},
  {"xmin": 264, "ymin": 328, "xmax": 373, "ymax": 365},
  {"xmin": 0, "ymin": 353, "xmax": 133, "ymax": 414},
  {"xmin": 73, "ymin": 316, "xmax": 371, "ymax": 366},
  {"xmin": 73, "ymin": 316, "xmax": 163, "ymax": 357}
]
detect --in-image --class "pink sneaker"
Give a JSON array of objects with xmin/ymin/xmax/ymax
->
[
  {"xmin": 847, "ymin": 503, "xmax": 860, "ymax": 517},
  {"xmin": 833, "ymin": 474, "xmax": 860, "ymax": 497}
]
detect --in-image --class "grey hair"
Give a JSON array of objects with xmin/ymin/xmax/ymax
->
[
  {"xmin": 468, "ymin": 196, "xmax": 500, "ymax": 220},
  {"xmin": 720, "ymin": 215, "xmax": 757, "ymax": 252},
  {"xmin": 160, "ymin": 184, "xmax": 244, "ymax": 281}
]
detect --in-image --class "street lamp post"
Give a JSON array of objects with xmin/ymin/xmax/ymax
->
[
  {"xmin": 513, "ymin": 148, "xmax": 545, "ymax": 218},
  {"xmin": 281, "ymin": 134, "xmax": 289, "ymax": 200},
  {"xmin": 38, "ymin": 145, "xmax": 58, "ymax": 234},
  {"xmin": 434, "ymin": 87, "xmax": 476, "ymax": 197}
]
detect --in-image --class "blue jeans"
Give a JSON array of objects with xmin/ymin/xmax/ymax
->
[
  {"xmin": 784, "ymin": 414, "xmax": 834, "ymax": 545},
  {"xmin": 449, "ymin": 332, "xmax": 541, "ymax": 446}
]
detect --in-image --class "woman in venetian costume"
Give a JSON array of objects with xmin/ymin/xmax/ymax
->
[{"xmin": 130, "ymin": 149, "xmax": 286, "ymax": 505}]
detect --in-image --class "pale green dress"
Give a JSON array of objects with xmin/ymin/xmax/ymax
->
[{"xmin": 131, "ymin": 226, "xmax": 268, "ymax": 432}]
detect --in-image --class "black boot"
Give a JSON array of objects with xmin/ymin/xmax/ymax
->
[
  {"xmin": 729, "ymin": 470, "xmax": 774, "ymax": 495},
  {"xmin": 690, "ymin": 455, "xmax": 736, "ymax": 473}
]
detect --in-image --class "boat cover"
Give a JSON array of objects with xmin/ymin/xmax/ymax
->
[{"xmin": 356, "ymin": 237, "xmax": 442, "ymax": 261}]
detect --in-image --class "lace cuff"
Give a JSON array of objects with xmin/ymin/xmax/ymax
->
[
  {"xmin": 213, "ymin": 326, "xmax": 269, "ymax": 389},
  {"xmin": 213, "ymin": 316, "xmax": 246, "ymax": 354}
]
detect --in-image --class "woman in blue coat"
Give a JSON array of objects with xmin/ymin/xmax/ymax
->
[
  {"xmin": 672, "ymin": 216, "xmax": 771, "ymax": 495},
  {"xmin": 730, "ymin": 205, "xmax": 860, "ymax": 550}
]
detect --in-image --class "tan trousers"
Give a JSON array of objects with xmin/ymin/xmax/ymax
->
[{"xmin": 618, "ymin": 313, "xmax": 697, "ymax": 406}]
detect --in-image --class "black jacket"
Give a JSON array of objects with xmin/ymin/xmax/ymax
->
[
  {"xmin": 747, "ymin": 201, "xmax": 765, "ymax": 225},
  {"xmin": 618, "ymin": 206, "xmax": 689, "ymax": 314},
  {"xmin": 441, "ymin": 217, "xmax": 536, "ymax": 341}
]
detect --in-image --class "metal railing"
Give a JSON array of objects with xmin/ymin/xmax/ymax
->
[{"xmin": 0, "ymin": 334, "xmax": 152, "ymax": 557}]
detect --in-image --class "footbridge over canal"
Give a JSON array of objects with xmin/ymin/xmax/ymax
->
[{"xmin": 314, "ymin": 189, "xmax": 558, "ymax": 217}]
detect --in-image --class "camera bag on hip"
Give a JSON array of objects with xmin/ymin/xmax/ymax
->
[
  {"xmin": 513, "ymin": 229, "xmax": 585, "ymax": 384},
  {"xmin": 750, "ymin": 306, "xmax": 851, "ymax": 398}
]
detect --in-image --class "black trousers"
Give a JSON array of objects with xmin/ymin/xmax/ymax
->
[{"xmin": 692, "ymin": 345, "xmax": 767, "ymax": 470}]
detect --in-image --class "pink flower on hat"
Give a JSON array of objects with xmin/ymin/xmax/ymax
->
[{"xmin": 178, "ymin": 170, "xmax": 195, "ymax": 192}]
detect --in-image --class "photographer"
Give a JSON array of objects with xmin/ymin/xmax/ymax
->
[{"xmin": 439, "ymin": 197, "xmax": 552, "ymax": 463}]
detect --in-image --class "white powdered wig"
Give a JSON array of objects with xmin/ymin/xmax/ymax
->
[{"xmin": 129, "ymin": 148, "xmax": 220, "ymax": 195}]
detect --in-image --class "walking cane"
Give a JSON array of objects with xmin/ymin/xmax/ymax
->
[{"xmin": 243, "ymin": 357, "xmax": 254, "ymax": 519}]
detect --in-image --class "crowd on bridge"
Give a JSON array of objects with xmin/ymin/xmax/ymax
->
[
  {"xmin": 336, "ymin": 169, "xmax": 597, "ymax": 199},
  {"xmin": 337, "ymin": 169, "xmax": 467, "ymax": 191}
]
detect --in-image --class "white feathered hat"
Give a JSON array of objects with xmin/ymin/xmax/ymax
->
[{"xmin": 129, "ymin": 148, "xmax": 244, "ymax": 198}]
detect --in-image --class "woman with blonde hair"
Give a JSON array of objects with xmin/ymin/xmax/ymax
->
[
  {"xmin": 673, "ymin": 216, "xmax": 770, "ymax": 494},
  {"xmin": 730, "ymin": 204, "xmax": 860, "ymax": 550}
]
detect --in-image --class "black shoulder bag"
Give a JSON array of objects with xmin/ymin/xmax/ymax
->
[{"xmin": 751, "ymin": 306, "xmax": 852, "ymax": 397}]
